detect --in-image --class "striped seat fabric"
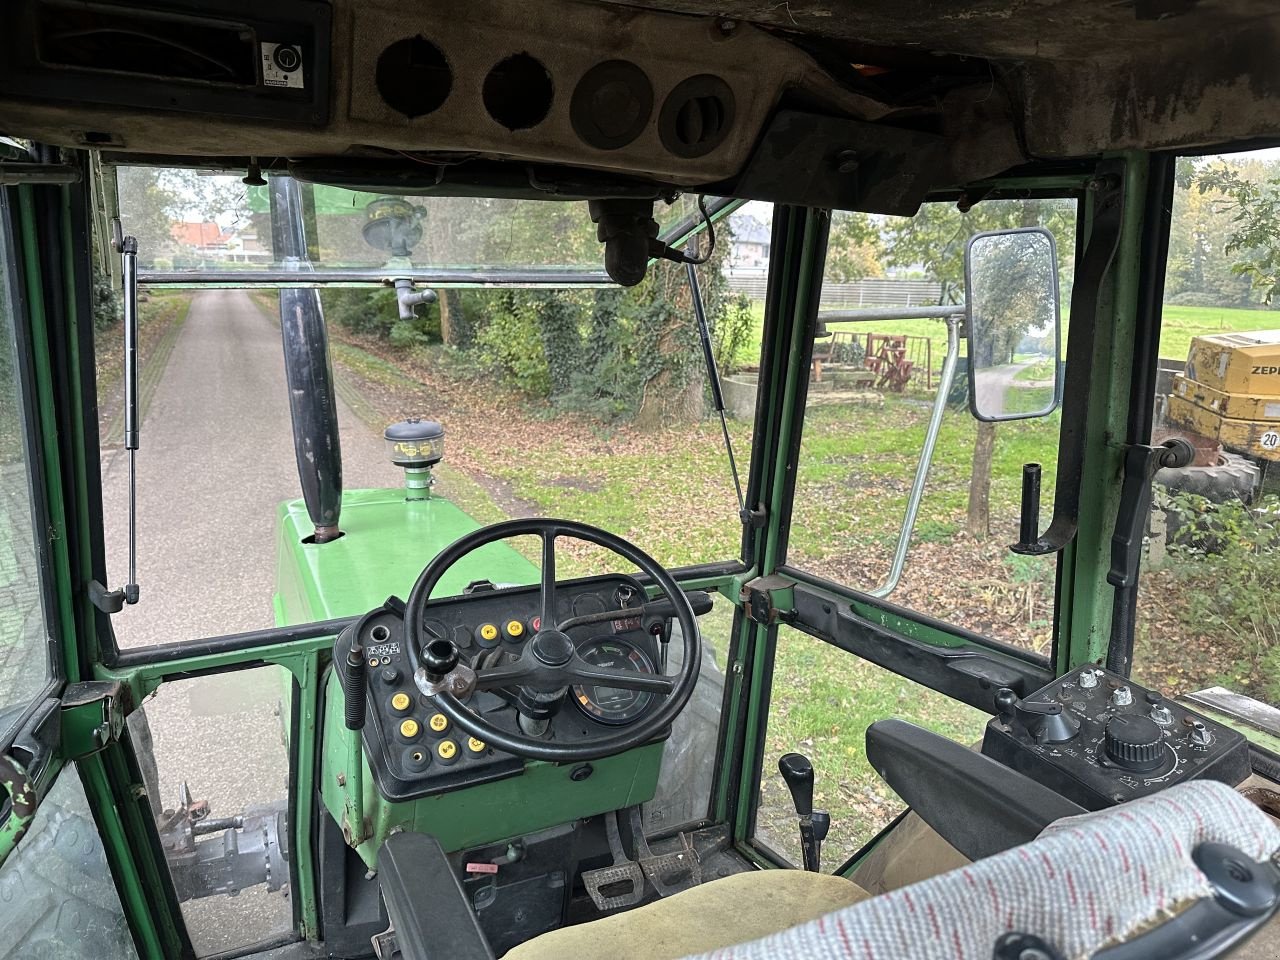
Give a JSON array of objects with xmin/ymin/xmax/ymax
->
[{"xmin": 684, "ymin": 781, "xmax": 1280, "ymax": 960}]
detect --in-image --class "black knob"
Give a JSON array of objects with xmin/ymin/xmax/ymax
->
[
  {"xmin": 778, "ymin": 753, "xmax": 814, "ymax": 817},
  {"xmin": 422, "ymin": 638, "xmax": 460, "ymax": 681},
  {"xmin": 1015, "ymin": 699, "xmax": 1081, "ymax": 744},
  {"xmin": 1104, "ymin": 714, "xmax": 1165, "ymax": 771},
  {"xmin": 381, "ymin": 667, "xmax": 401, "ymax": 685}
]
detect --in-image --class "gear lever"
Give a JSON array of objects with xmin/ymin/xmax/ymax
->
[{"xmin": 778, "ymin": 753, "xmax": 830, "ymax": 872}]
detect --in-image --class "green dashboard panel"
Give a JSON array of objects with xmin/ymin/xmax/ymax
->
[{"xmin": 319, "ymin": 668, "xmax": 664, "ymax": 866}]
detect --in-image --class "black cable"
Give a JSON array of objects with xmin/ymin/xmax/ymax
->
[
  {"xmin": 685, "ymin": 260, "xmax": 746, "ymax": 520},
  {"xmin": 651, "ymin": 195, "xmax": 718, "ymax": 267},
  {"xmin": 682, "ymin": 195, "xmax": 717, "ymax": 265}
]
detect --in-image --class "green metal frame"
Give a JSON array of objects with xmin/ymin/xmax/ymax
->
[{"xmin": 0, "ymin": 146, "xmax": 1185, "ymax": 959}]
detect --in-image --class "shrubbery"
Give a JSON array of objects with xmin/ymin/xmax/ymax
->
[
  {"xmin": 1159, "ymin": 489, "xmax": 1280, "ymax": 700},
  {"xmin": 319, "ymin": 255, "xmax": 757, "ymax": 424}
]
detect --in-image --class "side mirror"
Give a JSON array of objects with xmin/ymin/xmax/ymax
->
[{"xmin": 964, "ymin": 227, "xmax": 1062, "ymax": 422}]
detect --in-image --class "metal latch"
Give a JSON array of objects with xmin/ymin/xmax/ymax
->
[
  {"xmin": 60, "ymin": 681, "xmax": 127, "ymax": 759},
  {"xmin": 739, "ymin": 574, "xmax": 796, "ymax": 626}
]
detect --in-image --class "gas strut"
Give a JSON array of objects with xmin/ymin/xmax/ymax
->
[
  {"xmin": 89, "ymin": 221, "xmax": 143, "ymax": 613},
  {"xmin": 115, "ymin": 219, "xmax": 141, "ymax": 604}
]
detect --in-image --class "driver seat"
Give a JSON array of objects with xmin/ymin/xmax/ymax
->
[{"xmin": 380, "ymin": 779, "xmax": 1280, "ymax": 960}]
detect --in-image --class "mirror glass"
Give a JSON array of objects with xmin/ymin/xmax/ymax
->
[{"xmin": 965, "ymin": 227, "xmax": 1061, "ymax": 421}]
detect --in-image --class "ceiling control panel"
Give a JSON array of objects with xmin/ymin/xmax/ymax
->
[
  {"xmin": 981, "ymin": 664, "xmax": 1251, "ymax": 810},
  {"xmin": 334, "ymin": 575, "xmax": 669, "ymax": 802}
]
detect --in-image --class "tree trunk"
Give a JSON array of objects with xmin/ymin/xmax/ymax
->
[
  {"xmin": 438, "ymin": 290, "xmax": 469, "ymax": 347},
  {"xmin": 966, "ymin": 419, "xmax": 997, "ymax": 538}
]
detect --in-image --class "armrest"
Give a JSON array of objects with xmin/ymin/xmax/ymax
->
[
  {"xmin": 866, "ymin": 718, "xmax": 1084, "ymax": 860},
  {"xmin": 378, "ymin": 832, "xmax": 495, "ymax": 960}
]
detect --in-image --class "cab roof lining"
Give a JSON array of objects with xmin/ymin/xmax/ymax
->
[{"xmin": 0, "ymin": 0, "xmax": 1278, "ymax": 210}]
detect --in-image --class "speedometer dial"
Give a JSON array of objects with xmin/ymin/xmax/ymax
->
[{"xmin": 571, "ymin": 637, "xmax": 656, "ymax": 725}]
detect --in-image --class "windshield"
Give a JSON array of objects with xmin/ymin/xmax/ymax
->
[
  {"xmin": 114, "ymin": 167, "xmax": 716, "ymax": 277},
  {"xmin": 100, "ymin": 171, "xmax": 759, "ymax": 649}
]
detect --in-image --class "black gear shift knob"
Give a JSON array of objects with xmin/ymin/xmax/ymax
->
[{"xmin": 778, "ymin": 753, "xmax": 814, "ymax": 817}]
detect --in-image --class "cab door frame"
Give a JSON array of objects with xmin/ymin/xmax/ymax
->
[{"xmin": 717, "ymin": 155, "xmax": 1166, "ymax": 867}]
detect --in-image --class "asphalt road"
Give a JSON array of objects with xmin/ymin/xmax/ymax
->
[
  {"xmin": 972, "ymin": 359, "xmax": 1035, "ymax": 416},
  {"xmin": 99, "ymin": 289, "xmax": 401, "ymax": 954}
]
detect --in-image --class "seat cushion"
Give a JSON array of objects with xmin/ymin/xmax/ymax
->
[{"xmin": 504, "ymin": 869, "xmax": 870, "ymax": 960}]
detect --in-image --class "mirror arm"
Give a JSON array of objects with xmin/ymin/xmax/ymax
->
[{"xmin": 1013, "ymin": 160, "xmax": 1127, "ymax": 556}]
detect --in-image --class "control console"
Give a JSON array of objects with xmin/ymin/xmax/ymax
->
[
  {"xmin": 981, "ymin": 664, "xmax": 1251, "ymax": 810},
  {"xmin": 334, "ymin": 574, "xmax": 671, "ymax": 802}
]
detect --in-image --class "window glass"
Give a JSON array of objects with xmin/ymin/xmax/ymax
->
[
  {"xmin": 0, "ymin": 206, "xmax": 53, "ymax": 722},
  {"xmin": 0, "ymin": 766, "xmax": 140, "ymax": 960},
  {"xmin": 1134, "ymin": 150, "xmax": 1280, "ymax": 708},
  {"xmin": 786, "ymin": 200, "xmax": 1076, "ymax": 656},
  {"xmin": 104, "ymin": 172, "xmax": 761, "ymax": 650},
  {"xmin": 755, "ymin": 625, "xmax": 988, "ymax": 869},
  {"xmin": 129, "ymin": 666, "xmax": 292, "ymax": 956}
]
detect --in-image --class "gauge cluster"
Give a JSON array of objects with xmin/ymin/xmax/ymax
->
[{"xmin": 333, "ymin": 574, "xmax": 669, "ymax": 802}]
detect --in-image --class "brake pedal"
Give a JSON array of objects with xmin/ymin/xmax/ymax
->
[
  {"xmin": 581, "ymin": 810, "xmax": 645, "ymax": 912},
  {"xmin": 628, "ymin": 807, "xmax": 701, "ymax": 897}
]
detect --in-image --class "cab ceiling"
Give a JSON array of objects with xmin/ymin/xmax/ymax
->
[{"xmin": 0, "ymin": 0, "xmax": 1277, "ymax": 213}]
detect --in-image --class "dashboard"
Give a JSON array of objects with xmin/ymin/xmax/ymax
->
[{"xmin": 334, "ymin": 575, "xmax": 670, "ymax": 802}]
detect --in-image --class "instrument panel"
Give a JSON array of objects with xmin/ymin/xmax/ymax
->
[{"xmin": 333, "ymin": 574, "xmax": 669, "ymax": 802}]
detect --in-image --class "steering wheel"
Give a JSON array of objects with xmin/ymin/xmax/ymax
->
[{"xmin": 402, "ymin": 518, "xmax": 702, "ymax": 762}]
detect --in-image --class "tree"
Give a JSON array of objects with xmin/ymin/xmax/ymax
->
[
  {"xmin": 825, "ymin": 211, "xmax": 884, "ymax": 282},
  {"xmin": 1189, "ymin": 158, "xmax": 1280, "ymax": 303}
]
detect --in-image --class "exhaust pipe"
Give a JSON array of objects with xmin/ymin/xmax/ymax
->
[{"xmin": 270, "ymin": 176, "xmax": 343, "ymax": 542}]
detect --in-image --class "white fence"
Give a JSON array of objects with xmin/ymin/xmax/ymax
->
[{"xmin": 726, "ymin": 273, "xmax": 943, "ymax": 309}]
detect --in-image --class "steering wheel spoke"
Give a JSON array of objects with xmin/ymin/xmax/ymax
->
[
  {"xmin": 540, "ymin": 529, "xmax": 557, "ymax": 630},
  {"xmin": 568, "ymin": 659, "xmax": 675, "ymax": 696},
  {"xmin": 472, "ymin": 661, "xmax": 539, "ymax": 691}
]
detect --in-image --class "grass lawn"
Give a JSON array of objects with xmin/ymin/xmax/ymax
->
[
  {"xmin": 739, "ymin": 300, "xmax": 1280, "ymax": 378},
  {"xmin": 1157, "ymin": 304, "xmax": 1280, "ymax": 358}
]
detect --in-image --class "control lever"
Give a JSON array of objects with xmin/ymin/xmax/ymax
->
[
  {"xmin": 1108, "ymin": 438, "xmax": 1194, "ymax": 589},
  {"xmin": 995, "ymin": 687, "xmax": 1080, "ymax": 744},
  {"xmin": 778, "ymin": 753, "xmax": 830, "ymax": 873}
]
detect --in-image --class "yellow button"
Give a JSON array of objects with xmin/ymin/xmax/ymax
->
[
  {"xmin": 479, "ymin": 623, "xmax": 499, "ymax": 642},
  {"xmin": 399, "ymin": 718, "xmax": 420, "ymax": 739},
  {"xmin": 429, "ymin": 713, "xmax": 449, "ymax": 733},
  {"xmin": 437, "ymin": 739, "xmax": 458, "ymax": 760},
  {"xmin": 505, "ymin": 619, "xmax": 524, "ymax": 639},
  {"xmin": 467, "ymin": 737, "xmax": 487, "ymax": 754},
  {"xmin": 390, "ymin": 692, "xmax": 412, "ymax": 713}
]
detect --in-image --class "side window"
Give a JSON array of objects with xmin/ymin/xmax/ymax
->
[
  {"xmin": 788, "ymin": 200, "xmax": 1077, "ymax": 655},
  {"xmin": 1134, "ymin": 151, "xmax": 1280, "ymax": 708},
  {"xmin": 0, "ymin": 201, "xmax": 55, "ymax": 728},
  {"xmin": 0, "ymin": 765, "xmax": 139, "ymax": 959},
  {"xmin": 756, "ymin": 200, "xmax": 1075, "ymax": 865},
  {"xmin": 755, "ymin": 625, "xmax": 987, "ymax": 870}
]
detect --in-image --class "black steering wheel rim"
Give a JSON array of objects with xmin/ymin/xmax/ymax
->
[{"xmin": 402, "ymin": 517, "xmax": 702, "ymax": 762}]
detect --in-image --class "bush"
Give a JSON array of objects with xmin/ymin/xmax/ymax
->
[
  {"xmin": 474, "ymin": 291, "xmax": 552, "ymax": 396},
  {"xmin": 320, "ymin": 288, "xmax": 439, "ymax": 344},
  {"xmin": 1160, "ymin": 490, "xmax": 1280, "ymax": 699}
]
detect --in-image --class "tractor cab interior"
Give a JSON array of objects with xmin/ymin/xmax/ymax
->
[{"xmin": 2, "ymin": 1, "xmax": 1280, "ymax": 959}]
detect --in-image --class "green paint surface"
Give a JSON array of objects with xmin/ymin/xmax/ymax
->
[
  {"xmin": 274, "ymin": 489, "xmax": 539, "ymax": 624},
  {"xmin": 317, "ymin": 669, "xmax": 663, "ymax": 867}
]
